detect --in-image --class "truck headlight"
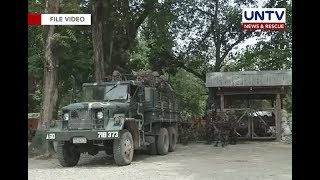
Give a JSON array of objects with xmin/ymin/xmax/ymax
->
[
  {"xmin": 114, "ymin": 114, "xmax": 125, "ymax": 125},
  {"xmin": 97, "ymin": 111, "xmax": 104, "ymax": 119},
  {"xmin": 63, "ymin": 113, "xmax": 69, "ymax": 121}
]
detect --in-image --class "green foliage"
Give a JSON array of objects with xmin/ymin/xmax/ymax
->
[
  {"xmin": 28, "ymin": 1, "xmax": 47, "ymax": 113},
  {"xmin": 28, "ymin": 0, "xmax": 93, "ymax": 112},
  {"xmin": 284, "ymin": 86, "xmax": 292, "ymax": 113},
  {"xmin": 56, "ymin": 26, "xmax": 93, "ymax": 109},
  {"xmin": 28, "ymin": 0, "xmax": 292, "ymax": 117},
  {"xmin": 28, "ymin": 88, "xmax": 42, "ymax": 113},
  {"xmin": 128, "ymin": 38, "xmax": 150, "ymax": 71},
  {"xmin": 142, "ymin": 1, "xmax": 178, "ymax": 75},
  {"xmin": 170, "ymin": 69, "xmax": 207, "ymax": 116},
  {"xmin": 28, "ymin": 25, "xmax": 44, "ymax": 80},
  {"xmin": 169, "ymin": 0, "xmax": 259, "ymax": 78}
]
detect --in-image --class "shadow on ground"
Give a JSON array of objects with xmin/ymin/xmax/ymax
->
[{"xmin": 75, "ymin": 150, "xmax": 154, "ymax": 167}]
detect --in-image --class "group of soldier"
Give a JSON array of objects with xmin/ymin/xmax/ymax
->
[
  {"xmin": 178, "ymin": 109, "xmax": 239, "ymax": 147},
  {"xmin": 204, "ymin": 109, "xmax": 238, "ymax": 147}
]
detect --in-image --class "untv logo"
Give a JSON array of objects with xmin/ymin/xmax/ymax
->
[{"xmin": 242, "ymin": 8, "xmax": 286, "ymax": 30}]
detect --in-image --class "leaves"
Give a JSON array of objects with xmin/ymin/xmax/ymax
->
[
  {"xmin": 170, "ymin": 69, "xmax": 207, "ymax": 116},
  {"xmin": 28, "ymin": 0, "xmax": 292, "ymax": 116},
  {"xmin": 29, "ymin": 1, "xmax": 93, "ymax": 112}
]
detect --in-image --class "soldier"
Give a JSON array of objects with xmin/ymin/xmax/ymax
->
[
  {"xmin": 213, "ymin": 111, "xmax": 229, "ymax": 147},
  {"xmin": 226, "ymin": 110, "xmax": 238, "ymax": 145},
  {"xmin": 213, "ymin": 110, "xmax": 238, "ymax": 147},
  {"xmin": 205, "ymin": 110, "xmax": 215, "ymax": 145},
  {"xmin": 177, "ymin": 121, "xmax": 190, "ymax": 145},
  {"xmin": 177, "ymin": 113, "xmax": 188, "ymax": 145},
  {"xmin": 112, "ymin": 70, "xmax": 122, "ymax": 81}
]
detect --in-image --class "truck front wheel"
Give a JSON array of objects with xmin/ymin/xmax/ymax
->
[
  {"xmin": 56, "ymin": 141, "xmax": 80, "ymax": 167},
  {"xmin": 113, "ymin": 130, "xmax": 134, "ymax": 166},
  {"xmin": 157, "ymin": 128, "xmax": 169, "ymax": 155}
]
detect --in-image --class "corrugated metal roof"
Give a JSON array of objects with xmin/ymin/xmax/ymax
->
[{"xmin": 206, "ymin": 70, "xmax": 292, "ymax": 87}]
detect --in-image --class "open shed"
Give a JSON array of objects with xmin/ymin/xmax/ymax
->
[{"xmin": 206, "ymin": 70, "xmax": 292, "ymax": 141}]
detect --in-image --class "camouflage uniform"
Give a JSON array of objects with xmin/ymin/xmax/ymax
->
[
  {"xmin": 226, "ymin": 110, "xmax": 238, "ymax": 145},
  {"xmin": 177, "ymin": 113, "xmax": 194, "ymax": 145},
  {"xmin": 112, "ymin": 71, "xmax": 122, "ymax": 81},
  {"xmin": 212, "ymin": 110, "xmax": 238, "ymax": 147},
  {"xmin": 177, "ymin": 121, "xmax": 192, "ymax": 145},
  {"xmin": 212, "ymin": 112, "xmax": 229, "ymax": 147},
  {"xmin": 205, "ymin": 111, "xmax": 215, "ymax": 144}
]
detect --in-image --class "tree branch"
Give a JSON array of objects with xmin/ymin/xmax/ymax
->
[
  {"xmin": 180, "ymin": 63, "xmax": 206, "ymax": 81},
  {"xmin": 126, "ymin": 0, "xmax": 156, "ymax": 50},
  {"xmin": 212, "ymin": 0, "xmax": 219, "ymax": 45},
  {"xmin": 178, "ymin": 20, "xmax": 213, "ymax": 60},
  {"xmin": 220, "ymin": 28, "xmax": 229, "ymax": 44},
  {"xmin": 220, "ymin": 33, "xmax": 247, "ymax": 61},
  {"xmin": 194, "ymin": 7, "xmax": 214, "ymax": 17},
  {"xmin": 198, "ymin": 21, "xmax": 214, "ymax": 48}
]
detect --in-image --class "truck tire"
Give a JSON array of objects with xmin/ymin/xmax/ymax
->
[
  {"xmin": 156, "ymin": 128, "xmax": 169, "ymax": 155},
  {"xmin": 167, "ymin": 127, "xmax": 177, "ymax": 152},
  {"xmin": 113, "ymin": 130, "xmax": 134, "ymax": 166},
  {"xmin": 56, "ymin": 141, "xmax": 80, "ymax": 167}
]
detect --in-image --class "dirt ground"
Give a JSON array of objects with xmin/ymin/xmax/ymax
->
[{"xmin": 28, "ymin": 141, "xmax": 292, "ymax": 180}]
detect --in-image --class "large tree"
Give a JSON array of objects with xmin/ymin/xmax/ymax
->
[
  {"xmin": 91, "ymin": 0, "xmax": 159, "ymax": 80},
  {"xmin": 92, "ymin": 0, "xmax": 105, "ymax": 82},
  {"xmin": 171, "ymin": 0, "xmax": 258, "ymax": 79},
  {"xmin": 29, "ymin": 0, "xmax": 93, "ymax": 113},
  {"xmin": 145, "ymin": 0, "xmax": 259, "ymax": 108},
  {"xmin": 30, "ymin": 0, "xmax": 62, "ymax": 155}
]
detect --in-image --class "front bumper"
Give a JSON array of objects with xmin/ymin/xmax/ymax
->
[{"xmin": 46, "ymin": 129, "xmax": 120, "ymax": 141}]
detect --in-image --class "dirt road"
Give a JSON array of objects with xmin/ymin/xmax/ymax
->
[{"xmin": 28, "ymin": 141, "xmax": 292, "ymax": 180}]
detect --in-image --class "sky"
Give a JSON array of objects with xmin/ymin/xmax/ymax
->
[{"xmin": 235, "ymin": 37, "xmax": 258, "ymax": 50}]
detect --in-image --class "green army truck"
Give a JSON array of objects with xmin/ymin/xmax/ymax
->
[{"xmin": 46, "ymin": 72, "xmax": 180, "ymax": 167}]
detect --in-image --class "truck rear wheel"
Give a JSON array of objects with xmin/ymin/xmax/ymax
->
[
  {"xmin": 113, "ymin": 130, "xmax": 134, "ymax": 166},
  {"xmin": 156, "ymin": 128, "xmax": 169, "ymax": 155},
  {"xmin": 167, "ymin": 127, "xmax": 177, "ymax": 152},
  {"xmin": 56, "ymin": 141, "xmax": 80, "ymax": 167}
]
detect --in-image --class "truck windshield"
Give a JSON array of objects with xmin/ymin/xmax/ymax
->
[
  {"xmin": 82, "ymin": 84, "xmax": 128, "ymax": 102},
  {"xmin": 104, "ymin": 84, "xmax": 128, "ymax": 101},
  {"xmin": 82, "ymin": 85, "xmax": 106, "ymax": 102}
]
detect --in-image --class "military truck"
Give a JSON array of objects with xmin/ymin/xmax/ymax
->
[{"xmin": 46, "ymin": 72, "xmax": 180, "ymax": 167}]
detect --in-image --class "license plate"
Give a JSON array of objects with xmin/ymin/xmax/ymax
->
[
  {"xmin": 46, "ymin": 133, "xmax": 55, "ymax": 140},
  {"xmin": 98, "ymin": 131, "xmax": 119, "ymax": 138},
  {"xmin": 72, "ymin": 137, "xmax": 87, "ymax": 144}
]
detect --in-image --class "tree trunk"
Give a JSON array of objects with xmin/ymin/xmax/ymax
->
[
  {"xmin": 29, "ymin": 0, "xmax": 61, "ymax": 157},
  {"xmin": 92, "ymin": 0, "xmax": 105, "ymax": 82},
  {"xmin": 103, "ymin": 0, "xmax": 114, "ymax": 76},
  {"xmin": 205, "ymin": 55, "xmax": 222, "ymax": 113}
]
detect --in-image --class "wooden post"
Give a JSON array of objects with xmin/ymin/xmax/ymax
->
[
  {"xmin": 275, "ymin": 94, "xmax": 282, "ymax": 141},
  {"xmin": 220, "ymin": 95, "xmax": 224, "ymax": 112}
]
